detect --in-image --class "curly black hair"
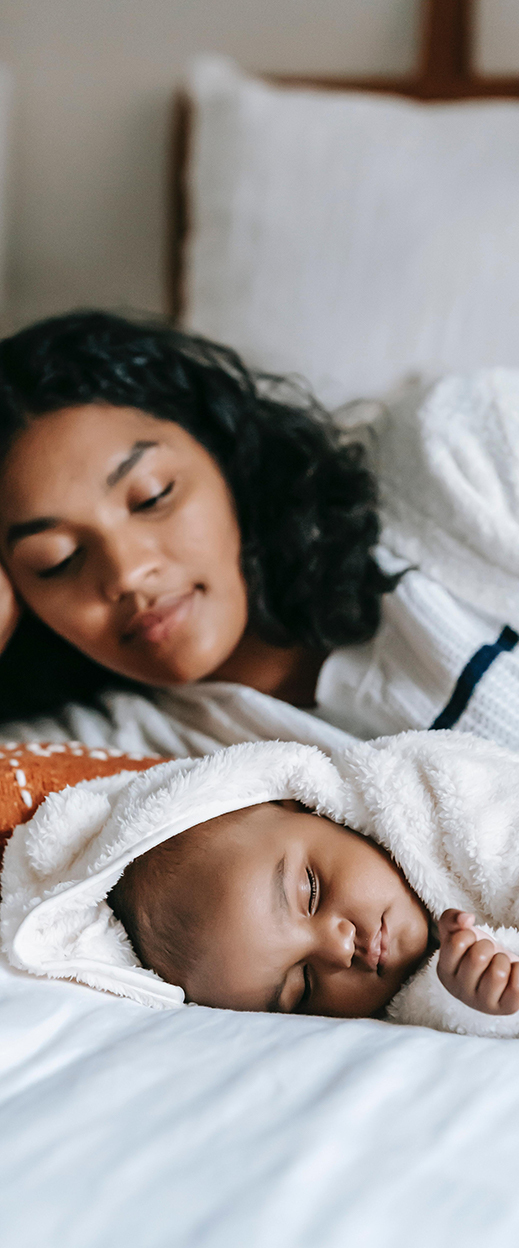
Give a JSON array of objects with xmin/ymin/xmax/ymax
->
[{"xmin": 0, "ymin": 309, "xmax": 397, "ymax": 722}]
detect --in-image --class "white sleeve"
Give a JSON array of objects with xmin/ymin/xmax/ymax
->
[{"xmin": 387, "ymin": 947, "xmax": 519, "ymax": 1039}]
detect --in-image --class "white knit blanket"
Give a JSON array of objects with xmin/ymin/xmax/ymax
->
[
  {"xmin": 2, "ymin": 730, "xmax": 519, "ymax": 1036},
  {"xmin": 377, "ymin": 368, "xmax": 519, "ymax": 630}
]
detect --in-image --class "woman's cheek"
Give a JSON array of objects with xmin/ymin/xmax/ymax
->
[{"xmin": 28, "ymin": 583, "xmax": 109, "ymax": 646}]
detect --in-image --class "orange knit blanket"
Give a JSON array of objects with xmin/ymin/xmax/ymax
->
[{"xmin": 0, "ymin": 741, "xmax": 168, "ymax": 877}]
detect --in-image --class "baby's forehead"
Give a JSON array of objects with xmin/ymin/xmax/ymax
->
[
  {"xmin": 209, "ymin": 798, "xmax": 316, "ymax": 832},
  {"xmin": 172, "ymin": 798, "xmax": 318, "ymax": 858},
  {"xmin": 209, "ymin": 799, "xmax": 330, "ymax": 854},
  {"xmin": 135, "ymin": 799, "xmax": 330, "ymax": 895}
]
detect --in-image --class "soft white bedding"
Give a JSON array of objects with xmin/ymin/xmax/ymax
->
[
  {"xmin": 185, "ymin": 58, "xmax": 519, "ymax": 405},
  {"xmin": 1, "ymin": 952, "xmax": 519, "ymax": 1248},
  {"xmin": 3, "ymin": 691, "xmax": 519, "ymax": 1242}
]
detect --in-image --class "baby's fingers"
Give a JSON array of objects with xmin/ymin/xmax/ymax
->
[
  {"xmin": 453, "ymin": 938, "xmax": 498, "ymax": 1003},
  {"xmin": 438, "ymin": 909, "xmax": 474, "ymax": 934},
  {"xmin": 473, "ymin": 952, "xmax": 514, "ymax": 1013},
  {"xmin": 438, "ymin": 924, "xmax": 477, "ymax": 977},
  {"xmin": 494, "ymin": 958, "xmax": 519, "ymax": 1016}
]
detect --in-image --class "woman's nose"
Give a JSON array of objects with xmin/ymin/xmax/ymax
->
[
  {"xmin": 317, "ymin": 917, "xmax": 356, "ymax": 969},
  {"xmin": 100, "ymin": 535, "xmax": 161, "ymax": 601}
]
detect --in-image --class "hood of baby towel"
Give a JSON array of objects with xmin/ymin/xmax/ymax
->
[
  {"xmin": 3, "ymin": 729, "xmax": 519, "ymax": 1010},
  {"xmin": 0, "ymin": 741, "xmax": 349, "ymax": 1008}
]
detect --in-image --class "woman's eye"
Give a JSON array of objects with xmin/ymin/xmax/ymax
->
[
  {"xmin": 306, "ymin": 867, "xmax": 318, "ymax": 914},
  {"xmin": 38, "ymin": 552, "xmax": 78, "ymax": 579},
  {"xmin": 134, "ymin": 482, "xmax": 174, "ymax": 512}
]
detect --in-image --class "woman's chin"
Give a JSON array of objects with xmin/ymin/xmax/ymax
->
[{"xmin": 99, "ymin": 633, "xmax": 241, "ymax": 688}]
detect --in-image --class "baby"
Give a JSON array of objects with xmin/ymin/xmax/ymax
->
[
  {"xmin": 107, "ymin": 799, "xmax": 519, "ymax": 1023},
  {"xmin": 3, "ymin": 733, "xmax": 519, "ymax": 1036}
]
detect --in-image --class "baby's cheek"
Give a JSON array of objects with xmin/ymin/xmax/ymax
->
[{"xmin": 307, "ymin": 969, "xmax": 399, "ymax": 1019}]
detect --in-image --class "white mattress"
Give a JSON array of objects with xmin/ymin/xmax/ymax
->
[{"xmin": 2, "ymin": 950, "xmax": 519, "ymax": 1247}]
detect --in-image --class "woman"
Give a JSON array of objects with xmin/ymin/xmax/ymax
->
[
  {"xmin": 0, "ymin": 310, "xmax": 518, "ymax": 754},
  {"xmin": 0, "ymin": 310, "xmax": 394, "ymax": 734}
]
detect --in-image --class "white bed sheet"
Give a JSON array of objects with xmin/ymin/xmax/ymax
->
[{"xmin": 1, "ymin": 951, "xmax": 519, "ymax": 1248}]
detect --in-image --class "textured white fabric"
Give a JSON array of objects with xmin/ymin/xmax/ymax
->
[
  {"xmin": 316, "ymin": 369, "xmax": 519, "ymax": 747},
  {"xmin": 335, "ymin": 728, "xmax": 519, "ymax": 1038},
  {"xmin": 315, "ymin": 570, "xmax": 507, "ymax": 739},
  {"xmin": 0, "ymin": 741, "xmax": 348, "ymax": 1007},
  {"xmin": 185, "ymin": 56, "xmax": 519, "ymax": 404},
  {"xmin": 4, "ymin": 729, "xmax": 519, "ymax": 1037},
  {"xmin": 378, "ymin": 370, "xmax": 519, "ymax": 628},
  {"xmin": 0, "ymin": 678, "xmax": 357, "ymax": 757}
]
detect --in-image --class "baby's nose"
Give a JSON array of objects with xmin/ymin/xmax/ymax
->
[{"xmin": 321, "ymin": 918, "xmax": 356, "ymax": 969}]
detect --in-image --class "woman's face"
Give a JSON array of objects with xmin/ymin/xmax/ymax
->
[{"xmin": 0, "ymin": 404, "xmax": 249, "ymax": 684}]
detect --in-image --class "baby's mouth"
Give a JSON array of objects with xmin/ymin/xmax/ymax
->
[
  {"xmin": 362, "ymin": 920, "xmax": 383, "ymax": 973},
  {"xmin": 363, "ymin": 916, "xmax": 388, "ymax": 975},
  {"xmin": 377, "ymin": 916, "xmax": 389, "ymax": 976}
]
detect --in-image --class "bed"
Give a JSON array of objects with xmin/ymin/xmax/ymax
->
[
  {"xmin": 4, "ymin": 954, "xmax": 519, "ymax": 1248},
  {"xmin": 4, "ymin": 2, "xmax": 519, "ymax": 1244}
]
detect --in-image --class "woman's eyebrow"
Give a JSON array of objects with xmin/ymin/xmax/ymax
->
[
  {"xmin": 6, "ymin": 441, "xmax": 161, "ymax": 548},
  {"xmin": 106, "ymin": 440, "xmax": 159, "ymax": 489}
]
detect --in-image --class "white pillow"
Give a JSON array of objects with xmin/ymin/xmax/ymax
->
[{"xmin": 184, "ymin": 56, "xmax": 519, "ymax": 404}]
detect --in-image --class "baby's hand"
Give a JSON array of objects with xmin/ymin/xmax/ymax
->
[{"xmin": 437, "ymin": 910, "xmax": 519, "ymax": 1015}]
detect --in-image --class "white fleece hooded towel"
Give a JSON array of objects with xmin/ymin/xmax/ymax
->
[{"xmin": 3, "ymin": 732, "xmax": 519, "ymax": 1036}]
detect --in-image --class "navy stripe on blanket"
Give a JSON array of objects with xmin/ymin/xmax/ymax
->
[{"xmin": 430, "ymin": 625, "xmax": 519, "ymax": 731}]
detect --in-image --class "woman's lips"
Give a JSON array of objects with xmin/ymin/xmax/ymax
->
[{"xmin": 123, "ymin": 591, "xmax": 196, "ymax": 644}]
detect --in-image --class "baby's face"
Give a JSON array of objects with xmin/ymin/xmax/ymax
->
[{"xmin": 182, "ymin": 802, "xmax": 430, "ymax": 1017}]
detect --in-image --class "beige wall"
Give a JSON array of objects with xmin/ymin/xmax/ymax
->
[{"xmin": 0, "ymin": 0, "xmax": 517, "ymax": 332}]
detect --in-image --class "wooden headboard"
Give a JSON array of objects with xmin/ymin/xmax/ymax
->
[{"xmin": 169, "ymin": 0, "xmax": 519, "ymax": 320}]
